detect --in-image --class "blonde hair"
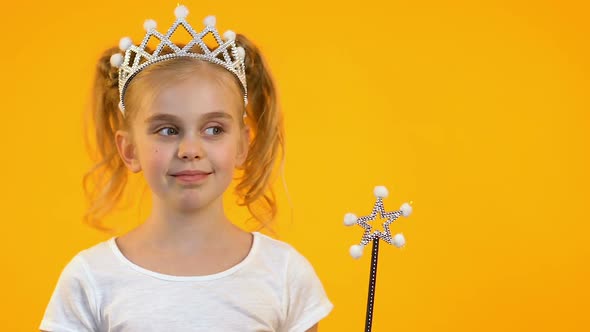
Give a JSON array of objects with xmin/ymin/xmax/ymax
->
[{"xmin": 82, "ymin": 34, "xmax": 285, "ymax": 234}]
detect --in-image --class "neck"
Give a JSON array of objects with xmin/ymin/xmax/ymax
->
[{"xmin": 139, "ymin": 193, "xmax": 239, "ymax": 253}]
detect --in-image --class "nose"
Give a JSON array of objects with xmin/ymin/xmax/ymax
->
[{"xmin": 177, "ymin": 135, "xmax": 204, "ymax": 160}]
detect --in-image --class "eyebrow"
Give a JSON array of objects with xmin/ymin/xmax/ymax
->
[{"xmin": 144, "ymin": 111, "xmax": 234, "ymax": 124}]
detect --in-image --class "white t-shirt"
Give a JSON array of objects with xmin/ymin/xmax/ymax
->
[{"xmin": 40, "ymin": 232, "xmax": 333, "ymax": 332}]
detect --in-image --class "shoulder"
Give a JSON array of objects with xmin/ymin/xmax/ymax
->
[
  {"xmin": 40, "ymin": 243, "xmax": 106, "ymax": 331},
  {"xmin": 57, "ymin": 237, "xmax": 120, "ymax": 287},
  {"xmin": 56, "ymin": 238, "xmax": 112, "ymax": 280},
  {"xmin": 254, "ymin": 232, "xmax": 297, "ymax": 253},
  {"xmin": 251, "ymin": 232, "xmax": 320, "ymax": 282},
  {"xmin": 253, "ymin": 232, "xmax": 309, "ymax": 265},
  {"xmin": 77, "ymin": 237, "xmax": 115, "ymax": 262}
]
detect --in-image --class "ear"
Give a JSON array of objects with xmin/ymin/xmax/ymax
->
[
  {"xmin": 115, "ymin": 130, "xmax": 142, "ymax": 173},
  {"xmin": 236, "ymin": 125, "xmax": 250, "ymax": 167}
]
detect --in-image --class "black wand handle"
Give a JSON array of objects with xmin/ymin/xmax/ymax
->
[{"xmin": 364, "ymin": 238, "xmax": 380, "ymax": 332}]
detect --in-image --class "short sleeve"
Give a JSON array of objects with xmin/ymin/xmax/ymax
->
[
  {"xmin": 39, "ymin": 254, "xmax": 99, "ymax": 332},
  {"xmin": 282, "ymin": 249, "xmax": 333, "ymax": 332}
]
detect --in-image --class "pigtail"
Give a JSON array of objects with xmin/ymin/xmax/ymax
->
[
  {"xmin": 81, "ymin": 46, "xmax": 129, "ymax": 234},
  {"xmin": 234, "ymin": 34, "xmax": 285, "ymax": 229}
]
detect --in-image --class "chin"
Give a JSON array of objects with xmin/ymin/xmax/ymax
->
[{"xmin": 173, "ymin": 192, "xmax": 221, "ymax": 211}]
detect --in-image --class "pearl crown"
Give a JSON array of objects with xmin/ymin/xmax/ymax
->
[{"xmin": 110, "ymin": 5, "xmax": 247, "ymax": 115}]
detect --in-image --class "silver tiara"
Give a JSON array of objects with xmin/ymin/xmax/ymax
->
[{"xmin": 110, "ymin": 5, "xmax": 248, "ymax": 116}]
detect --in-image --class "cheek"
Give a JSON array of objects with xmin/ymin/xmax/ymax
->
[
  {"xmin": 208, "ymin": 140, "xmax": 240, "ymax": 169},
  {"xmin": 140, "ymin": 143, "xmax": 171, "ymax": 170}
]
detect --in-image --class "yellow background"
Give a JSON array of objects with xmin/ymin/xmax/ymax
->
[{"xmin": 1, "ymin": 0, "xmax": 588, "ymax": 330}]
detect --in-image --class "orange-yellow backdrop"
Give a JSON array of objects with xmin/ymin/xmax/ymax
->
[{"xmin": 0, "ymin": 0, "xmax": 588, "ymax": 331}]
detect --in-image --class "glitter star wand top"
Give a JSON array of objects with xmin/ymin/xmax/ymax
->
[{"xmin": 344, "ymin": 186, "xmax": 413, "ymax": 332}]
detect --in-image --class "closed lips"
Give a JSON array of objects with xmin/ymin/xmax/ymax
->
[{"xmin": 172, "ymin": 170, "xmax": 211, "ymax": 176}]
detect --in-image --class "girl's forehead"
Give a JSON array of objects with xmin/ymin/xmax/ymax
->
[{"xmin": 139, "ymin": 73, "xmax": 242, "ymax": 122}]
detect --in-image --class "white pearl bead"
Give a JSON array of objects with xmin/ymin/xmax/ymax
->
[
  {"xmin": 223, "ymin": 30, "xmax": 236, "ymax": 41},
  {"xmin": 237, "ymin": 47, "xmax": 246, "ymax": 59},
  {"xmin": 118, "ymin": 37, "xmax": 133, "ymax": 51},
  {"xmin": 110, "ymin": 53, "xmax": 124, "ymax": 67},
  {"xmin": 174, "ymin": 5, "xmax": 189, "ymax": 18},
  {"xmin": 374, "ymin": 186, "xmax": 389, "ymax": 198},
  {"xmin": 143, "ymin": 19, "xmax": 157, "ymax": 31},
  {"xmin": 203, "ymin": 15, "xmax": 216, "ymax": 26}
]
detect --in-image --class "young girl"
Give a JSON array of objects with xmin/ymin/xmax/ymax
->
[{"xmin": 40, "ymin": 5, "xmax": 333, "ymax": 332}]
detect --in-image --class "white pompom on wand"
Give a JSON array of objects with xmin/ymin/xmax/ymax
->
[
  {"xmin": 350, "ymin": 245, "xmax": 364, "ymax": 259},
  {"xmin": 344, "ymin": 213, "xmax": 358, "ymax": 226},
  {"xmin": 400, "ymin": 203, "xmax": 412, "ymax": 217},
  {"xmin": 392, "ymin": 233, "xmax": 406, "ymax": 248}
]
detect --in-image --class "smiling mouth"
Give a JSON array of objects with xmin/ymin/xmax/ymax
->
[{"xmin": 171, "ymin": 172, "xmax": 211, "ymax": 183}]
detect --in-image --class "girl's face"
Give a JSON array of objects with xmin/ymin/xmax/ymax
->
[{"xmin": 118, "ymin": 66, "xmax": 248, "ymax": 212}]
